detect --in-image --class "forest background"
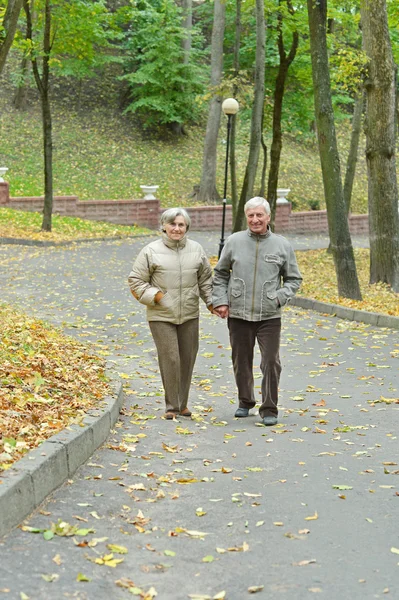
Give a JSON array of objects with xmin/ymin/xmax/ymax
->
[{"xmin": 2, "ymin": 0, "xmax": 398, "ymax": 212}]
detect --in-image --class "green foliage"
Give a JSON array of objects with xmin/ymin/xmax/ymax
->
[
  {"xmin": 50, "ymin": 0, "xmax": 119, "ymax": 78},
  {"xmin": 12, "ymin": 0, "xmax": 119, "ymax": 82},
  {"xmin": 387, "ymin": 0, "xmax": 399, "ymax": 64},
  {"xmin": 120, "ymin": 0, "xmax": 207, "ymax": 129}
]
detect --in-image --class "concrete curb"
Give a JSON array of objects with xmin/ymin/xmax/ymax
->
[
  {"xmin": 0, "ymin": 234, "xmax": 154, "ymax": 247},
  {"xmin": 0, "ymin": 378, "xmax": 124, "ymax": 538},
  {"xmin": 290, "ymin": 296, "xmax": 399, "ymax": 330}
]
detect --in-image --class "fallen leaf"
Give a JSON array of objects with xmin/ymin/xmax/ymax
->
[
  {"xmin": 293, "ymin": 558, "xmax": 317, "ymax": 566},
  {"xmin": 305, "ymin": 512, "xmax": 318, "ymax": 521},
  {"xmin": 248, "ymin": 585, "xmax": 264, "ymax": 593},
  {"xmin": 202, "ymin": 555, "xmax": 214, "ymax": 563},
  {"xmin": 106, "ymin": 544, "xmax": 128, "ymax": 554}
]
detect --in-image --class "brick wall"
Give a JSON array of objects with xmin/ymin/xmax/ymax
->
[{"xmin": 0, "ymin": 183, "xmax": 369, "ymax": 234}]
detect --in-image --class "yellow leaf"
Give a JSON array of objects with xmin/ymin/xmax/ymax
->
[{"xmin": 305, "ymin": 512, "xmax": 318, "ymax": 521}]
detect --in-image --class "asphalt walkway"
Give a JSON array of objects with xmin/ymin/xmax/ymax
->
[{"xmin": 0, "ymin": 232, "xmax": 398, "ymax": 600}]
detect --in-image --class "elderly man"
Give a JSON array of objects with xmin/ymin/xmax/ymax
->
[{"xmin": 212, "ymin": 197, "xmax": 302, "ymax": 426}]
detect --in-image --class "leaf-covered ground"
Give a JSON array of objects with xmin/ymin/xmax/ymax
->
[
  {"xmin": 0, "ymin": 304, "xmax": 110, "ymax": 470},
  {"xmin": 296, "ymin": 248, "xmax": 399, "ymax": 317},
  {"xmin": 1, "ymin": 221, "xmax": 397, "ymax": 474},
  {"xmin": 0, "ymin": 208, "xmax": 151, "ymax": 242}
]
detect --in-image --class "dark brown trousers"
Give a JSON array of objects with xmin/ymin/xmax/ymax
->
[
  {"xmin": 149, "ymin": 318, "xmax": 199, "ymax": 414},
  {"xmin": 228, "ymin": 317, "xmax": 282, "ymax": 418}
]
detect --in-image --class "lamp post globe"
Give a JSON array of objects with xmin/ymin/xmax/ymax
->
[{"xmin": 222, "ymin": 98, "xmax": 239, "ymax": 116}]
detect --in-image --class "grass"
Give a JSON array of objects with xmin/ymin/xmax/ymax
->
[
  {"xmin": 0, "ymin": 207, "xmax": 151, "ymax": 241},
  {"xmin": 0, "ymin": 63, "xmax": 369, "ymax": 213}
]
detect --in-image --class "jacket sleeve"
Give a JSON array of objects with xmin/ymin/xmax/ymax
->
[
  {"xmin": 276, "ymin": 245, "xmax": 302, "ymax": 307},
  {"xmin": 128, "ymin": 246, "xmax": 161, "ymax": 306},
  {"xmin": 197, "ymin": 251, "xmax": 213, "ymax": 307},
  {"xmin": 212, "ymin": 243, "xmax": 232, "ymax": 308}
]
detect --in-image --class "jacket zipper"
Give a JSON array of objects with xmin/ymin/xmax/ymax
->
[{"xmin": 251, "ymin": 237, "xmax": 260, "ymax": 319}]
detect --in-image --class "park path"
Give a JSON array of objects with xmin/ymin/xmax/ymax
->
[{"xmin": 0, "ymin": 233, "xmax": 398, "ymax": 600}]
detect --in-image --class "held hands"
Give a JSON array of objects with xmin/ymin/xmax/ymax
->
[{"xmin": 213, "ymin": 305, "xmax": 229, "ymax": 319}]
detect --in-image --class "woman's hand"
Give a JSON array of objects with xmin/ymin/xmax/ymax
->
[
  {"xmin": 213, "ymin": 305, "xmax": 229, "ymax": 319},
  {"xmin": 154, "ymin": 291, "xmax": 164, "ymax": 304}
]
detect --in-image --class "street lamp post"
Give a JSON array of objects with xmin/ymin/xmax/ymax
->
[{"xmin": 218, "ymin": 98, "xmax": 239, "ymax": 259}]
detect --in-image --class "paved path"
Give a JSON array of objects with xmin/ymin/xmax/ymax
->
[{"xmin": 1, "ymin": 233, "xmax": 398, "ymax": 600}]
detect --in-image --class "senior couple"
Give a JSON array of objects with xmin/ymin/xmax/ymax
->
[{"xmin": 128, "ymin": 197, "xmax": 302, "ymax": 426}]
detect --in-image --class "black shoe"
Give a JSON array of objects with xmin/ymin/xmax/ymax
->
[
  {"xmin": 235, "ymin": 407, "xmax": 249, "ymax": 418},
  {"xmin": 180, "ymin": 408, "xmax": 192, "ymax": 417},
  {"xmin": 262, "ymin": 415, "xmax": 277, "ymax": 426}
]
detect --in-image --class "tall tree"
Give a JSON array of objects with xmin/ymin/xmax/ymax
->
[
  {"xmin": 343, "ymin": 90, "xmax": 363, "ymax": 215},
  {"xmin": 198, "ymin": 0, "xmax": 225, "ymax": 203},
  {"xmin": 0, "ymin": 0, "xmax": 23, "ymax": 75},
  {"xmin": 230, "ymin": 0, "xmax": 241, "ymax": 220},
  {"xmin": 182, "ymin": 0, "xmax": 192, "ymax": 64},
  {"xmin": 233, "ymin": 0, "xmax": 265, "ymax": 232},
  {"xmin": 24, "ymin": 0, "xmax": 115, "ymax": 231},
  {"xmin": 25, "ymin": 0, "xmax": 53, "ymax": 231},
  {"xmin": 267, "ymin": 0, "xmax": 299, "ymax": 226},
  {"xmin": 122, "ymin": 0, "xmax": 204, "ymax": 133},
  {"xmin": 307, "ymin": 0, "xmax": 361, "ymax": 300},
  {"xmin": 360, "ymin": 0, "xmax": 399, "ymax": 291}
]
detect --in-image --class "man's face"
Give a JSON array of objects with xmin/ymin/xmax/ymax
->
[{"xmin": 245, "ymin": 205, "xmax": 270, "ymax": 234}]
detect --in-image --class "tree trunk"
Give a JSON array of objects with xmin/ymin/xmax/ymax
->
[
  {"xmin": 182, "ymin": 0, "xmax": 192, "ymax": 65},
  {"xmin": 258, "ymin": 123, "xmax": 268, "ymax": 198},
  {"xmin": 0, "ymin": 0, "xmax": 24, "ymax": 75},
  {"xmin": 233, "ymin": 0, "xmax": 265, "ymax": 232},
  {"xmin": 198, "ymin": 0, "xmax": 226, "ymax": 203},
  {"xmin": 13, "ymin": 56, "xmax": 31, "ymax": 110},
  {"xmin": 307, "ymin": 0, "xmax": 362, "ymax": 300},
  {"xmin": 13, "ymin": 1, "xmax": 34, "ymax": 111},
  {"xmin": 267, "ymin": 1, "xmax": 298, "ymax": 228},
  {"xmin": 343, "ymin": 91, "xmax": 364, "ymax": 215},
  {"xmin": 361, "ymin": 0, "xmax": 399, "ymax": 291},
  {"xmin": 230, "ymin": 0, "xmax": 241, "ymax": 221},
  {"xmin": 26, "ymin": 0, "xmax": 53, "ymax": 232}
]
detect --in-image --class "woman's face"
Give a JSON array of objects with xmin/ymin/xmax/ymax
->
[{"xmin": 164, "ymin": 215, "xmax": 187, "ymax": 240}]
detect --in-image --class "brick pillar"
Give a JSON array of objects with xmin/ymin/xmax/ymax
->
[
  {"xmin": 274, "ymin": 202, "xmax": 292, "ymax": 232},
  {"xmin": 0, "ymin": 181, "xmax": 10, "ymax": 205}
]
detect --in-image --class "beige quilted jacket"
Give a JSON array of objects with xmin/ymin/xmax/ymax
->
[{"xmin": 128, "ymin": 233, "xmax": 213, "ymax": 324}]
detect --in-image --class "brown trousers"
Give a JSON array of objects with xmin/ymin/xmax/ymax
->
[
  {"xmin": 149, "ymin": 318, "xmax": 199, "ymax": 413},
  {"xmin": 228, "ymin": 317, "xmax": 282, "ymax": 418}
]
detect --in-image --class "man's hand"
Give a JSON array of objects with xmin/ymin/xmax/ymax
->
[{"xmin": 213, "ymin": 305, "xmax": 229, "ymax": 319}]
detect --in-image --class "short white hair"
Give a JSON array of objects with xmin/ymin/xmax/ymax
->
[
  {"xmin": 244, "ymin": 197, "xmax": 271, "ymax": 215},
  {"xmin": 160, "ymin": 207, "xmax": 191, "ymax": 231}
]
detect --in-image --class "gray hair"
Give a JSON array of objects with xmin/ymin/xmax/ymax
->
[
  {"xmin": 244, "ymin": 197, "xmax": 271, "ymax": 215},
  {"xmin": 160, "ymin": 207, "xmax": 191, "ymax": 231}
]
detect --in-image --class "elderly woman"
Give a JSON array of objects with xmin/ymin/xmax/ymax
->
[{"xmin": 128, "ymin": 208, "xmax": 213, "ymax": 420}]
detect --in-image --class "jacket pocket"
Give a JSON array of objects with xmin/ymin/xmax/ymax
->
[
  {"xmin": 158, "ymin": 292, "xmax": 174, "ymax": 309},
  {"xmin": 261, "ymin": 283, "xmax": 279, "ymax": 316},
  {"xmin": 229, "ymin": 278, "xmax": 246, "ymax": 315}
]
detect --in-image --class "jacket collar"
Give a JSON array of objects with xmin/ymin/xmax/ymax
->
[
  {"xmin": 162, "ymin": 231, "xmax": 188, "ymax": 249},
  {"xmin": 246, "ymin": 226, "xmax": 272, "ymax": 240}
]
